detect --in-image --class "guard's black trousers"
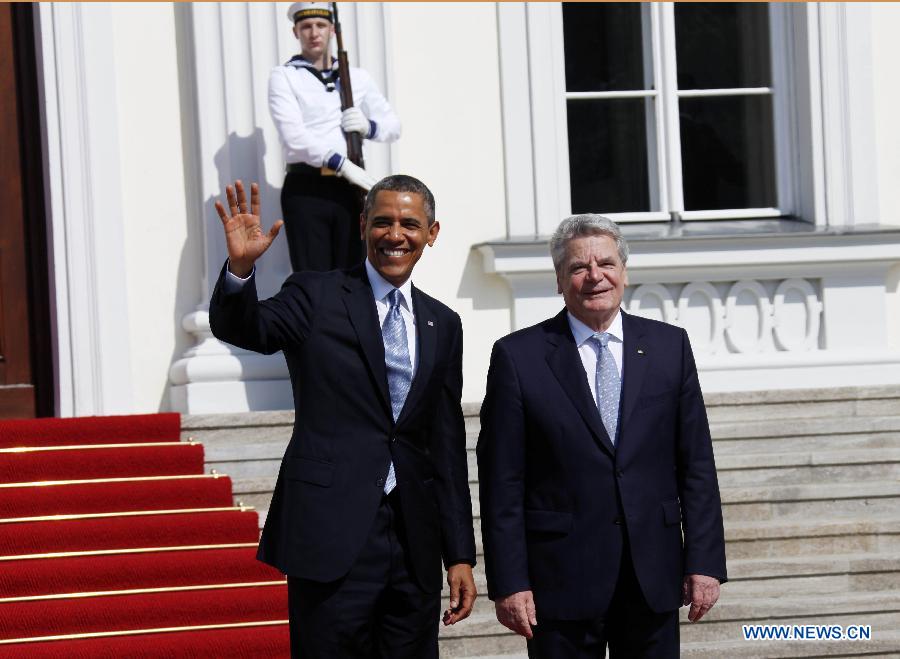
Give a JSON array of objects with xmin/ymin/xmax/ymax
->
[{"xmin": 280, "ymin": 169, "xmax": 365, "ymax": 273}]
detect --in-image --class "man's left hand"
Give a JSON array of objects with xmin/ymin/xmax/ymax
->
[
  {"xmin": 683, "ymin": 574, "xmax": 720, "ymax": 622},
  {"xmin": 443, "ymin": 563, "xmax": 476, "ymax": 625},
  {"xmin": 341, "ymin": 107, "xmax": 370, "ymax": 136}
]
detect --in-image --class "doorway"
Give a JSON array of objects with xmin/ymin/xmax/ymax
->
[{"xmin": 0, "ymin": 3, "xmax": 53, "ymax": 418}]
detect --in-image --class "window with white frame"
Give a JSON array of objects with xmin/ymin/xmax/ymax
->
[{"xmin": 562, "ymin": 2, "xmax": 785, "ymax": 222}]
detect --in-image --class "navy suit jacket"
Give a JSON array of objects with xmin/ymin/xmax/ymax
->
[
  {"xmin": 477, "ymin": 309, "xmax": 726, "ymax": 619},
  {"xmin": 209, "ymin": 263, "xmax": 475, "ymax": 592}
]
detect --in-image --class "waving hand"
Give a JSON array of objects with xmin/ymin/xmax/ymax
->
[{"xmin": 214, "ymin": 180, "xmax": 283, "ymax": 277}]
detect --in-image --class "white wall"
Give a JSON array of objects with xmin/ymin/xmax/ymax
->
[
  {"xmin": 387, "ymin": 2, "xmax": 513, "ymax": 403},
  {"xmin": 871, "ymin": 2, "xmax": 900, "ymax": 227},
  {"xmin": 869, "ymin": 3, "xmax": 900, "ymax": 349},
  {"xmin": 110, "ymin": 3, "xmax": 198, "ymax": 411}
]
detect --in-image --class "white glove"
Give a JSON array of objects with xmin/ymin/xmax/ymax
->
[
  {"xmin": 336, "ymin": 158, "xmax": 377, "ymax": 191},
  {"xmin": 341, "ymin": 107, "xmax": 370, "ymax": 136}
]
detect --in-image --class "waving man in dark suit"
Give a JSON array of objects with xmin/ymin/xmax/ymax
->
[
  {"xmin": 209, "ymin": 175, "xmax": 476, "ymax": 658},
  {"xmin": 477, "ymin": 215, "xmax": 726, "ymax": 658}
]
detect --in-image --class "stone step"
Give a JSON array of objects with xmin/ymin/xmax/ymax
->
[
  {"xmin": 465, "ymin": 417, "xmax": 900, "ymax": 453},
  {"xmin": 440, "ymin": 623, "xmax": 900, "ymax": 659},
  {"xmin": 440, "ymin": 622, "xmax": 900, "ymax": 658},
  {"xmin": 438, "ymin": 623, "xmax": 523, "ymax": 658},
  {"xmin": 709, "ymin": 415, "xmax": 900, "ymax": 443},
  {"xmin": 724, "ymin": 516, "xmax": 900, "ymax": 559},
  {"xmin": 250, "ymin": 485, "xmax": 900, "ymax": 544},
  {"xmin": 681, "ymin": 631, "xmax": 900, "ymax": 658},
  {"xmin": 719, "ymin": 480, "xmax": 900, "ymax": 523},
  {"xmin": 714, "ymin": 448, "xmax": 900, "ymax": 486},
  {"xmin": 463, "ymin": 479, "xmax": 900, "ymax": 521},
  {"xmin": 436, "ymin": 590, "xmax": 900, "ymax": 649},
  {"xmin": 438, "ymin": 596, "xmax": 900, "ymax": 647},
  {"xmin": 458, "ymin": 514, "xmax": 900, "ymax": 564},
  {"xmin": 703, "ymin": 391, "xmax": 900, "ymax": 425},
  {"xmin": 463, "ymin": 448, "xmax": 900, "ymax": 488},
  {"xmin": 679, "ymin": 590, "xmax": 900, "ymax": 643},
  {"xmin": 464, "ymin": 385, "xmax": 900, "ymax": 429},
  {"xmin": 448, "ymin": 550, "xmax": 900, "ymax": 602},
  {"xmin": 723, "ymin": 552, "xmax": 900, "ymax": 597}
]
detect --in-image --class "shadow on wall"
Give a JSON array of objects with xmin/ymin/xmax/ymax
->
[
  {"xmin": 455, "ymin": 248, "xmax": 511, "ymax": 313},
  {"xmin": 209, "ymin": 128, "xmax": 293, "ymax": 296},
  {"xmin": 163, "ymin": 127, "xmax": 290, "ymax": 411}
]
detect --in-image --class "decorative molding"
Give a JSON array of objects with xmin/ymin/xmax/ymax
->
[
  {"xmin": 496, "ymin": 2, "xmax": 570, "ymax": 238},
  {"xmin": 626, "ymin": 278, "xmax": 818, "ymax": 357},
  {"xmin": 816, "ymin": 2, "xmax": 879, "ymax": 227},
  {"xmin": 723, "ymin": 280, "xmax": 775, "ymax": 354},
  {"xmin": 773, "ymin": 278, "xmax": 822, "ymax": 351},
  {"xmin": 674, "ymin": 282, "xmax": 725, "ymax": 354},
  {"xmin": 628, "ymin": 283, "xmax": 676, "ymax": 325},
  {"xmin": 36, "ymin": 3, "xmax": 133, "ymax": 416}
]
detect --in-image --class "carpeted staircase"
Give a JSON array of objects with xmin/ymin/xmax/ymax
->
[{"xmin": 0, "ymin": 413, "xmax": 289, "ymax": 657}]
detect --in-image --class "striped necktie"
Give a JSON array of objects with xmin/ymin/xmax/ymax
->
[{"xmin": 380, "ymin": 289, "xmax": 412, "ymax": 493}]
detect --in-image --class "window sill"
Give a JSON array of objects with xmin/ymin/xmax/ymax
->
[{"xmin": 475, "ymin": 220, "xmax": 900, "ymax": 278}]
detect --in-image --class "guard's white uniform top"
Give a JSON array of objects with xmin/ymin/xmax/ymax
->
[{"xmin": 268, "ymin": 59, "xmax": 401, "ymax": 168}]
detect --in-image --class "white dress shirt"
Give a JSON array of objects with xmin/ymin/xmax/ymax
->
[
  {"xmin": 268, "ymin": 60, "xmax": 401, "ymax": 167},
  {"xmin": 567, "ymin": 309, "xmax": 624, "ymax": 404}
]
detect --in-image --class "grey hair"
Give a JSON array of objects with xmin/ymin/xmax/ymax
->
[
  {"xmin": 364, "ymin": 174, "xmax": 435, "ymax": 224},
  {"xmin": 549, "ymin": 214, "xmax": 629, "ymax": 273}
]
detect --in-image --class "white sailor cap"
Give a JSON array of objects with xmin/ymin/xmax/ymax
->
[{"xmin": 288, "ymin": 2, "xmax": 333, "ymax": 24}]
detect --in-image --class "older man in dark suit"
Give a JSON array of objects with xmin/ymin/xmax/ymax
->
[
  {"xmin": 477, "ymin": 214, "xmax": 726, "ymax": 658},
  {"xmin": 209, "ymin": 175, "xmax": 476, "ymax": 658}
]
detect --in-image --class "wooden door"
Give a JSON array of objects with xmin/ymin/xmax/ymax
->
[{"xmin": 0, "ymin": 3, "xmax": 52, "ymax": 418}]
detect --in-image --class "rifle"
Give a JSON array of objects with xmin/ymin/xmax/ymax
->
[{"xmin": 332, "ymin": 2, "xmax": 365, "ymax": 168}]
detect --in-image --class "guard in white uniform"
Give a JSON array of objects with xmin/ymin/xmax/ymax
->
[{"xmin": 270, "ymin": 2, "xmax": 401, "ymax": 272}]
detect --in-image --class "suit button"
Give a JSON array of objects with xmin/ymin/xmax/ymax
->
[
  {"xmin": 616, "ymin": 469, "xmax": 624, "ymax": 478},
  {"xmin": 613, "ymin": 516, "xmax": 624, "ymax": 525},
  {"xmin": 375, "ymin": 477, "xmax": 385, "ymax": 487}
]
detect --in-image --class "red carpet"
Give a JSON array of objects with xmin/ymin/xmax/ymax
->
[
  {"xmin": 0, "ymin": 623, "xmax": 289, "ymax": 658},
  {"xmin": 0, "ymin": 474, "xmax": 233, "ymax": 518},
  {"xmin": 0, "ymin": 413, "xmax": 289, "ymax": 656},
  {"xmin": 0, "ymin": 584, "xmax": 286, "ymax": 640},
  {"xmin": 0, "ymin": 509, "xmax": 261, "ymax": 556},
  {"xmin": 0, "ymin": 413, "xmax": 180, "ymax": 448},
  {"xmin": 0, "ymin": 443, "xmax": 205, "ymax": 483},
  {"xmin": 0, "ymin": 547, "xmax": 282, "ymax": 598}
]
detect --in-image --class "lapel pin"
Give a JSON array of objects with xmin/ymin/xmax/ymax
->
[
  {"xmin": 427, "ymin": 320, "xmax": 434, "ymax": 327},
  {"xmin": 637, "ymin": 349, "xmax": 645, "ymax": 355}
]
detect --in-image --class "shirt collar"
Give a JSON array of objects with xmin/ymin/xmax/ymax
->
[
  {"xmin": 365, "ymin": 258, "xmax": 413, "ymax": 311},
  {"xmin": 567, "ymin": 308, "xmax": 624, "ymax": 347},
  {"xmin": 286, "ymin": 55, "xmax": 338, "ymax": 72}
]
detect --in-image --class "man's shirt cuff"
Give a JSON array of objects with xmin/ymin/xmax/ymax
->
[{"xmin": 223, "ymin": 262, "xmax": 255, "ymax": 293}]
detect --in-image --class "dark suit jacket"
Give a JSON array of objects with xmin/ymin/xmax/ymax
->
[
  {"xmin": 209, "ymin": 263, "xmax": 475, "ymax": 592},
  {"xmin": 477, "ymin": 309, "xmax": 726, "ymax": 620}
]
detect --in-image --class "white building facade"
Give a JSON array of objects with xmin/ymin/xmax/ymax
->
[{"xmin": 31, "ymin": 2, "xmax": 900, "ymax": 416}]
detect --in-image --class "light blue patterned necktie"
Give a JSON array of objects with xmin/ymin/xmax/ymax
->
[
  {"xmin": 590, "ymin": 332, "xmax": 621, "ymax": 445},
  {"xmin": 380, "ymin": 289, "xmax": 412, "ymax": 493}
]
